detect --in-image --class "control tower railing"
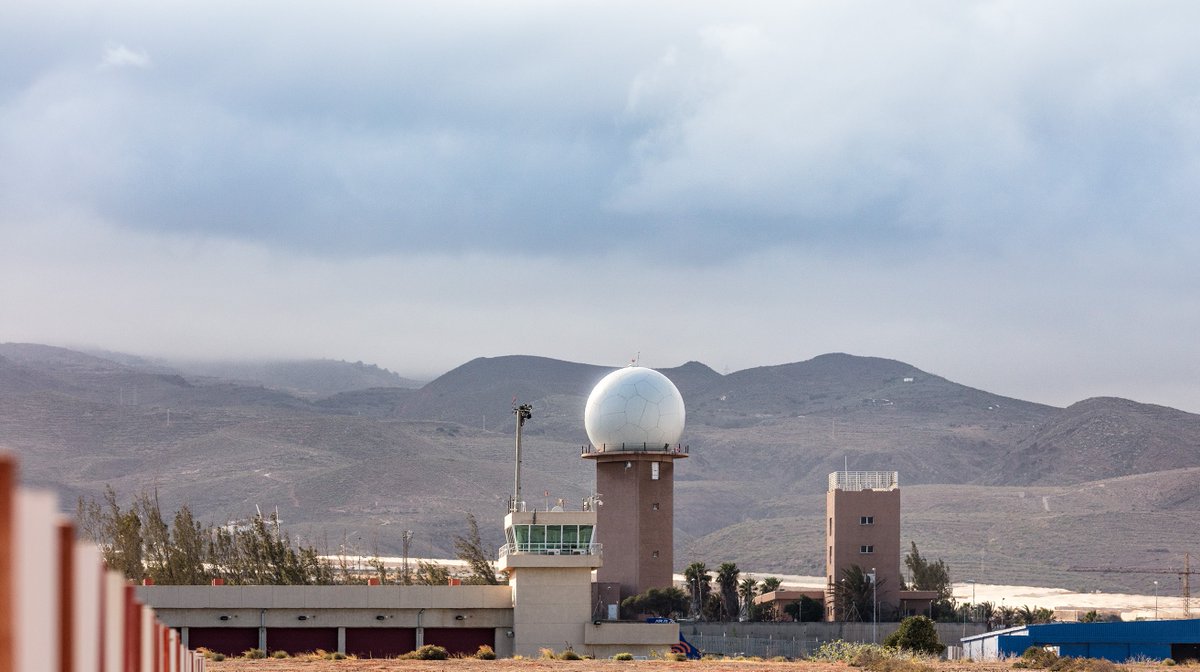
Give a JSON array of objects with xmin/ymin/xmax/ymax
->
[
  {"xmin": 498, "ymin": 542, "xmax": 602, "ymax": 558},
  {"xmin": 580, "ymin": 443, "xmax": 688, "ymax": 456}
]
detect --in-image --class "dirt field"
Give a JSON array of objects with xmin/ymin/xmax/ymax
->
[{"xmin": 207, "ymin": 660, "xmax": 1168, "ymax": 672}]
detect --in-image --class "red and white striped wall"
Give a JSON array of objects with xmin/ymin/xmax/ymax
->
[{"xmin": 0, "ymin": 453, "xmax": 207, "ymax": 672}]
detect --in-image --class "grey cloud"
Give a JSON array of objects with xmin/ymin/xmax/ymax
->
[{"xmin": 2, "ymin": 1, "xmax": 1200, "ymax": 262}]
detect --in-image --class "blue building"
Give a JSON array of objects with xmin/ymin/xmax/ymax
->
[{"xmin": 962, "ymin": 620, "xmax": 1200, "ymax": 662}]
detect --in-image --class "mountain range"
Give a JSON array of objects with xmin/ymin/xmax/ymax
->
[{"xmin": 2, "ymin": 342, "xmax": 1198, "ymax": 595}]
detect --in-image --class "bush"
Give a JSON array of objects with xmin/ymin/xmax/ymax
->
[
  {"xmin": 1164, "ymin": 658, "xmax": 1177, "ymax": 666},
  {"xmin": 475, "ymin": 644, "xmax": 496, "ymax": 660},
  {"xmin": 560, "ymin": 648, "xmax": 582, "ymax": 660},
  {"xmin": 1049, "ymin": 657, "xmax": 1118, "ymax": 672},
  {"xmin": 242, "ymin": 648, "xmax": 266, "ymax": 659},
  {"xmin": 668, "ymin": 652, "xmax": 688, "ymax": 661},
  {"xmin": 1014, "ymin": 646, "xmax": 1060, "ymax": 669},
  {"xmin": 327, "ymin": 651, "xmax": 347, "ymax": 660},
  {"xmin": 407, "ymin": 644, "xmax": 449, "ymax": 660},
  {"xmin": 811, "ymin": 640, "xmax": 894, "ymax": 663},
  {"xmin": 613, "ymin": 652, "xmax": 635, "ymax": 661},
  {"xmin": 883, "ymin": 616, "xmax": 945, "ymax": 655},
  {"xmin": 209, "ymin": 653, "xmax": 226, "ymax": 662},
  {"xmin": 864, "ymin": 659, "xmax": 934, "ymax": 672},
  {"xmin": 270, "ymin": 650, "xmax": 289, "ymax": 659}
]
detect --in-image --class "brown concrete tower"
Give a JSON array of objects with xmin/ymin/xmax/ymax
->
[
  {"xmin": 580, "ymin": 366, "xmax": 688, "ymax": 603},
  {"xmin": 824, "ymin": 471, "xmax": 901, "ymax": 622}
]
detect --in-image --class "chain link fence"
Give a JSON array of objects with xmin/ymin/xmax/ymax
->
[{"xmin": 688, "ymin": 633, "xmax": 822, "ymax": 659}]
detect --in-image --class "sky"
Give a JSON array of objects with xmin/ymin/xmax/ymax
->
[{"xmin": 1, "ymin": 1, "xmax": 1198, "ymax": 412}]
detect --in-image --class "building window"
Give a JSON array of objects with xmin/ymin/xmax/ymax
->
[
  {"xmin": 651, "ymin": 502, "xmax": 659, "ymax": 511},
  {"xmin": 651, "ymin": 462, "xmax": 660, "ymax": 480},
  {"xmin": 828, "ymin": 517, "xmax": 833, "ymax": 535},
  {"xmin": 829, "ymin": 546, "xmax": 833, "ymax": 562},
  {"xmin": 860, "ymin": 545, "xmax": 874, "ymax": 554},
  {"xmin": 860, "ymin": 516, "xmax": 874, "ymax": 525},
  {"xmin": 652, "ymin": 550, "xmax": 659, "ymax": 558}
]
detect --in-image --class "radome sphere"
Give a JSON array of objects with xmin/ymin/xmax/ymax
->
[{"xmin": 584, "ymin": 367, "xmax": 685, "ymax": 448}]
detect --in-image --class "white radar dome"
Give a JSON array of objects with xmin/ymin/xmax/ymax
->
[{"xmin": 584, "ymin": 366, "xmax": 685, "ymax": 448}]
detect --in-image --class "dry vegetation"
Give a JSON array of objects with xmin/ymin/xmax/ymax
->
[{"xmin": 208, "ymin": 659, "xmax": 1175, "ymax": 672}]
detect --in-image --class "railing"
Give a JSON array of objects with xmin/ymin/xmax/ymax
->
[
  {"xmin": 581, "ymin": 443, "xmax": 689, "ymax": 455},
  {"xmin": 498, "ymin": 542, "xmax": 602, "ymax": 558},
  {"xmin": 828, "ymin": 471, "xmax": 899, "ymax": 492}
]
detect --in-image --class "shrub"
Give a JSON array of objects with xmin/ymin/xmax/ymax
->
[
  {"xmin": 1164, "ymin": 658, "xmax": 1177, "ymax": 666},
  {"xmin": 327, "ymin": 651, "xmax": 347, "ymax": 660},
  {"xmin": 270, "ymin": 650, "xmax": 289, "ymax": 659},
  {"xmin": 242, "ymin": 648, "xmax": 266, "ymax": 659},
  {"xmin": 883, "ymin": 616, "xmax": 945, "ymax": 655},
  {"xmin": 408, "ymin": 644, "xmax": 449, "ymax": 660},
  {"xmin": 560, "ymin": 648, "xmax": 582, "ymax": 660},
  {"xmin": 1049, "ymin": 657, "xmax": 1118, "ymax": 672},
  {"xmin": 864, "ymin": 658, "xmax": 934, "ymax": 672},
  {"xmin": 209, "ymin": 653, "xmax": 226, "ymax": 662},
  {"xmin": 540, "ymin": 647, "xmax": 557, "ymax": 659},
  {"xmin": 669, "ymin": 652, "xmax": 688, "ymax": 661},
  {"xmin": 476, "ymin": 644, "xmax": 497, "ymax": 660},
  {"xmin": 613, "ymin": 652, "xmax": 635, "ymax": 661},
  {"xmin": 1014, "ymin": 646, "xmax": 1060, "ymax": 669},
  {"xmin": 812, "ymin": 640, "xmax": 892, "ymax": 663}
]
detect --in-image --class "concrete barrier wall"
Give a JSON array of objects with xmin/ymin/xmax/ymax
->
[{"xmin": 0, "ymin": 453, "xmax": 207, "ymax": 672}]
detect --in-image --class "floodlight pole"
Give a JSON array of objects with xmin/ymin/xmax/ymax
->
[{"xmin": 513, "ymin": 403, "xmax": 532, "ymax": 512}]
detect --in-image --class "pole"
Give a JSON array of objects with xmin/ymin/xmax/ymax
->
[
  {"xmin": 870, "ymin": 568, "xmax": 877, "ymax": 643},
  {"xmin": 514, "ymin": 414, "xmax": 523, "ymax": 510},
  {"xmin": 512, "ymin": 403, "xmax": 532, "ymax": 512},
  {"xmin": 962, "ymin": 582, "xmax": 968, "ymax": 638},
  {"xmin": 1154, "ymin": 580, "xmax": 1159, "ymax": 620}
]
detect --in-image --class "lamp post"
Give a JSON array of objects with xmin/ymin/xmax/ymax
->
[
  {"xmin": 1154, "ymin": 580, "xmax": 1159, "ymax": 620},
  {"xmin": 869, "ymin": 568, "xmax": 877, "ymax": 643},
  {"xmin": 962, "ymin": 580, "xmax": 975, "ymax": 637}
]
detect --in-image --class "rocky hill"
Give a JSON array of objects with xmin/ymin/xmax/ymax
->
[{"xmin": 2, "ymin": 342, "xmax": 1198, "ymax": 593}]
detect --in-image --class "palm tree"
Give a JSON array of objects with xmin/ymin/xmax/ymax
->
[
  {"xmin": 716, "ymin": 562, "xmax": 740, "ymax": 621},
  {"xmin": 836, "ymin": 565, "xmax": 881, "ymax": 622},
  {"xmin": 739, "ymin": 576, "xmax": 758, "ymax": 620},
  {"xmin": 758, "ymin": 576, "xmax": 783, "ymax": 594},
  {"xmin": 683, "ymin": 562, "xmax": 711, "ymax": 619}
]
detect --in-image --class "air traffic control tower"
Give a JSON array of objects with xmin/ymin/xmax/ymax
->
[{"xmin": 580, "ymin": 367, "xmax": 688, "ymax": 603}]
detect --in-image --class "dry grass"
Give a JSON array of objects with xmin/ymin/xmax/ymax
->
[{"xmin": 207, "ymin": 658, "xmax": 1178, "ymax": 672}]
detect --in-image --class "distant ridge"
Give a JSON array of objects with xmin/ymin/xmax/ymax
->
[{"xmin": 2, "ymin": 343, "xmax": 1198, "ymax": 592}]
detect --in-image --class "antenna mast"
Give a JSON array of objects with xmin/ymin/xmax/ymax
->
[{"xmin": 512, "ymin": 402, "xmax": 532, "ymax": 512}]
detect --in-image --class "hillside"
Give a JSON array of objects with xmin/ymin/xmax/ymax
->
[{"xmin": 2, "ymin": 343, "xmax": 1199, "ymax": 593}]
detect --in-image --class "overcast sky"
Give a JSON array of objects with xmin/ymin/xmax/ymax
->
[{"xmin": 2, "ymin": 1, "xmax": 1198, "ymax": 412}]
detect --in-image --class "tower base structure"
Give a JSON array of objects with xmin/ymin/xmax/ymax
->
[{"xmin": 582, "ymin": 444, "xmax": 687, "ymax": 603}]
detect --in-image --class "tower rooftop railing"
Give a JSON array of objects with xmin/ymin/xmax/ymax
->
[
  {"xmin": 828, "ymin": 470, "xmax": 899, "ymax": 492},
  {"xmin": 580, "ymin": 443, "xmax": 688, "ymax": 455}
]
